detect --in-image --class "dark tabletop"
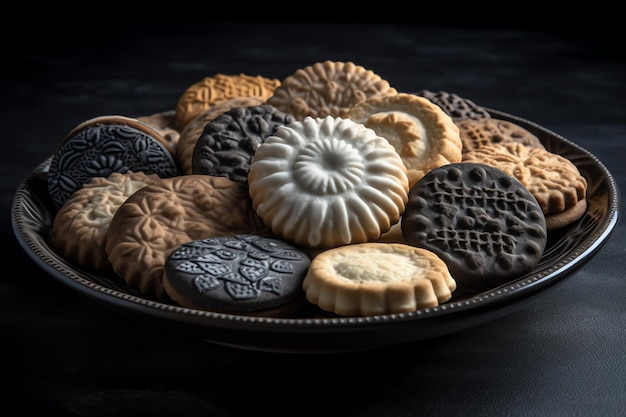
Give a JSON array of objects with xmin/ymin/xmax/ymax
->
[{"xmin": 2, "ymin": 22, "xmax": 625, "ymax": 416}]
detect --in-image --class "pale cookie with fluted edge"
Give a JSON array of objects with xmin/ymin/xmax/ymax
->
[
  {"xmin": 47, "ymin": 115, "xmax": 179, "ymax": 209},
  {"xmin": 164, "ymin": 234, "xmax": 311, "ymax": 316},
  {"xmin": 176, "ymin": 96, "xmax": 265, "ymax": 174},
  {"xmin": 266, "ymin": 60, "xmax": 397, "ymax": 121},
  {"xmin": 175, "ymin": 74, "xmax": 280, "ymax": 131},
  {"xmin": 462, "ymin": 142, "xmax": 588, "ymax": 230},
  {"xmin": 456, "ymin": 117, "xmax": 545, "ymax": 156},
  {"xmin": 105, "ymin": 175, "xmax": 272, "ymax": 299},
  {"xmin": 415, "ymin": 90, "xmax": 491, "ymax": 120},
  {"xmin": 248, "ymin": 116, "xmax": 409, "ymax": 249},
  {"xmin": 347, "ymin": 93, "xmax": 463, "ymax": 187},
  {"xmin": 302, "ymin": 242, "xmax": 457, "ymax": 317},
  {"xmin": 52, "ymin": 171, "xmax": 160, "ymax": 270}
]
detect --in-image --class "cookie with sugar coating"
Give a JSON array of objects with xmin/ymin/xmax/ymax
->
[
  {"xmin": 105, "ymin": 175, "xmax": 272, "ymax": 299},
  {"xmin": 302, "ymin": 242, "xmax": 456, "ymax": 317},
  {"xmin": 248, "ymin": 115, "xmax": 409, "ymax": 249}
]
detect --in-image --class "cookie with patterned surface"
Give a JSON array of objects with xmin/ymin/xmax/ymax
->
[{"xmin": 402, "ymin": 162, "xmax": 547, "ymax": 291}]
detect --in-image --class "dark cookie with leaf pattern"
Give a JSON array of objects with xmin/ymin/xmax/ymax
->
[
  {"xmin": 401, "ymin": 162, "xmax": 547, "ymax": 292},
  {"xmin": 48, "ymin": 115, "xmax": 179, "ymax": 209},
  {"xmin": 164, "ymin": 234, "xmax": 311, "ymax": 316},
  {"xmin": 415, "ymin": 90, "xmax": 490, "ymax": 120},
  {"xmin": 191, "ymin": 104, "xmax": 294, "ymax": 183}
]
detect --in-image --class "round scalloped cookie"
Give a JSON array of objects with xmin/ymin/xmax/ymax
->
[
  {"xmin": 302, "ymin": 242, "xmax": 457, "ymax": 317},
  {"xmin": 105, "ymin": 175, "xmax": 272, "ymax": 299},
  {"xmin": 347, "ymin": 93, "xmax": 463, "ymax": 187},
  {"xmin": 248, "ymin": 115, "xmax": 409, "ymax": 249},
  {"xmin": 266, "ymin": 60, "xmax": 397, "ymax": 121},
  {"xmin": 175, "ymin": 96, "xmax": 265, "ymax": 174},
  {"xmin": 51, "ymin": 171, "xmax": 160, "ymax": 270},
  {"xmin": 47, "ymin": 115, "xmax": 179, "ymax": 209},
  {"xmin": 462, "ymin": 142, "xmax": 588, "ymax": 230},
  {"xmin": 174, "ymin": 73, "xmax": 280, "ymax": 131}
]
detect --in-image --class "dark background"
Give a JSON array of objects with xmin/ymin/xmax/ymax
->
[{"xmin": 2, "ymin": 21, "xmax": 625, "ymax": 416}]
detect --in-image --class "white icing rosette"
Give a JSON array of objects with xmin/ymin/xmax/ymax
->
[{"xmin": 248, "ymin": 116, "xmax": 409, "ymax": 248}]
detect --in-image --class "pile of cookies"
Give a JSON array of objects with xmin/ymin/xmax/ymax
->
[{"xmin": 48, "ymin": 60, "xmax": 588, "ymax": 318}]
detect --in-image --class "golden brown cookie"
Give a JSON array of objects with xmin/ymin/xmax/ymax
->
[
  {"xmin": 462, "ymin": 142, "xmax": 588, "ymax": 229},
  {"xmin": 138, "ymin": 110, "xmax": 180, "ymax": 154},
  {"xmin": 456, "ymin": 117, "xmax": 545, "ymax": 156},
  {"xmin": 266, "ymin": 60, "xmax": 397, "ymax": 120},
  {"xmin": 347, "ymin": 93, "xmax": 463, "ymax": 187},
  {"xmin": 302, "ymin": 242, "xmax": 457, "ymax": 317},
  {"xmin": 52, "ymin": 171, "xmax": 160, "ymax": 270},
  {"xmin": 248, "ymin": 116, "xmax": 409, "ymax": 249},
  {"xmin": 105, "ymin": 175, "xmax": 272, "ymax": 299},
  {"xmin": 174, "ymin": 74, "xmax": 280, "ymax": 131},
  {"xmin": 175, "ymin": 96, "xmax": 265, "ymax": 174}
]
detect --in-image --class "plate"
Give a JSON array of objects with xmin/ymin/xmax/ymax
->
[{"xmin": 11, "ymin": 109, "xmax": 622, "ymax": 353}]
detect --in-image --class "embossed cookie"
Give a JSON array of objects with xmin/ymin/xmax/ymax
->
[
  {"xmin": 416, "ymin": 90, "xmax": 491, "ymax": 120},
  {"xmin": 192, "ymin": 104, "xmax": 295, "ymax": 183},
  {"xmin": 138, "ymin": 110, "xmax": 180, "ymax": 154},
  {"xmin": 456, "ymin": 117, "xmax": 545, "ymax": 155},
  {"xmin": 105, "ymin": 175, "xmax": 272, "ymax": 299},
  {"xmin": 462, "ymin": 142, "xmax": 588, "ymax": 229},
  {"xmin": 175, "ymin": 73, "xmax": 280, "ymax": 130},
  {"xmin": 302, "ymin": 242, "xmax": 457, "ymax": 316},
  {"xmin": 267, "ymin": 60, "xmax": 397, "ymax": 120},
  {"xmin": 164, "ymin": 234, "xmax": 311, "ymax": 316},
  {"xmin": 52, "ymin": 171, "xmax": 160, "ymax": 270},
  {"xmin": 48, "ymin": 115, "xmax": 179, "ymax": 209},
  {"xmin": 347, "ymin": 92, "xmax": 463, "ymax": 187},
  {"xmin": 248, "ymin": 116, "xmax": 409, "ymax": 249},
  {"xmin": 176, "ymin": 96, "xmax": 265, "ymax": 174},
  {"xmin": 402, "ymin": 162, "xmax": 548, "ymax": 292}
]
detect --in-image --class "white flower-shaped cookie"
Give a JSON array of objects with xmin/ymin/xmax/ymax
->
[{"xmin": 248, "ymin": 116, "xmax": 409, "ymax": 248}]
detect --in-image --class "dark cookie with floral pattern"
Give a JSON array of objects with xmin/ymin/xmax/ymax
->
[
  {"xmin": 191, "ymin": 104, "xmax": 294, "ymax": 183},
  {"xmin": 48, "ymin": 115, "xmax": 179, "ymax": 208},
  {"xmin": 164, "ymin": 234, "xmax": 310, "ymax": 316},
  {"xmin": 401, "ymin": 162, "xmax": 547, "ymax": 292}
]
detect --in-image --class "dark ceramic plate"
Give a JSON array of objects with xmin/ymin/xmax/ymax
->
[{"xmin": 11, "ymin": 109, "xmax": 622, "ymax": 353}]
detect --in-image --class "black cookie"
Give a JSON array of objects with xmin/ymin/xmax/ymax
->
[
  {"xmin": 48, "ymin": 115, "xmax": 179, "ymax": 209},
  {"xmin": 401, "ymin": 162, "xmax": 547, "ymax": 292},
  {"xmin": 164, "ymin": 234, "xmax": 311, "ymax": 316},
  {"xmin": 415, "ymin": 90, "xmax": 490, "ymax": 120},
  {"xmin": 191, "ymin": 104, "xmax": 295, "ymax": 183}
]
